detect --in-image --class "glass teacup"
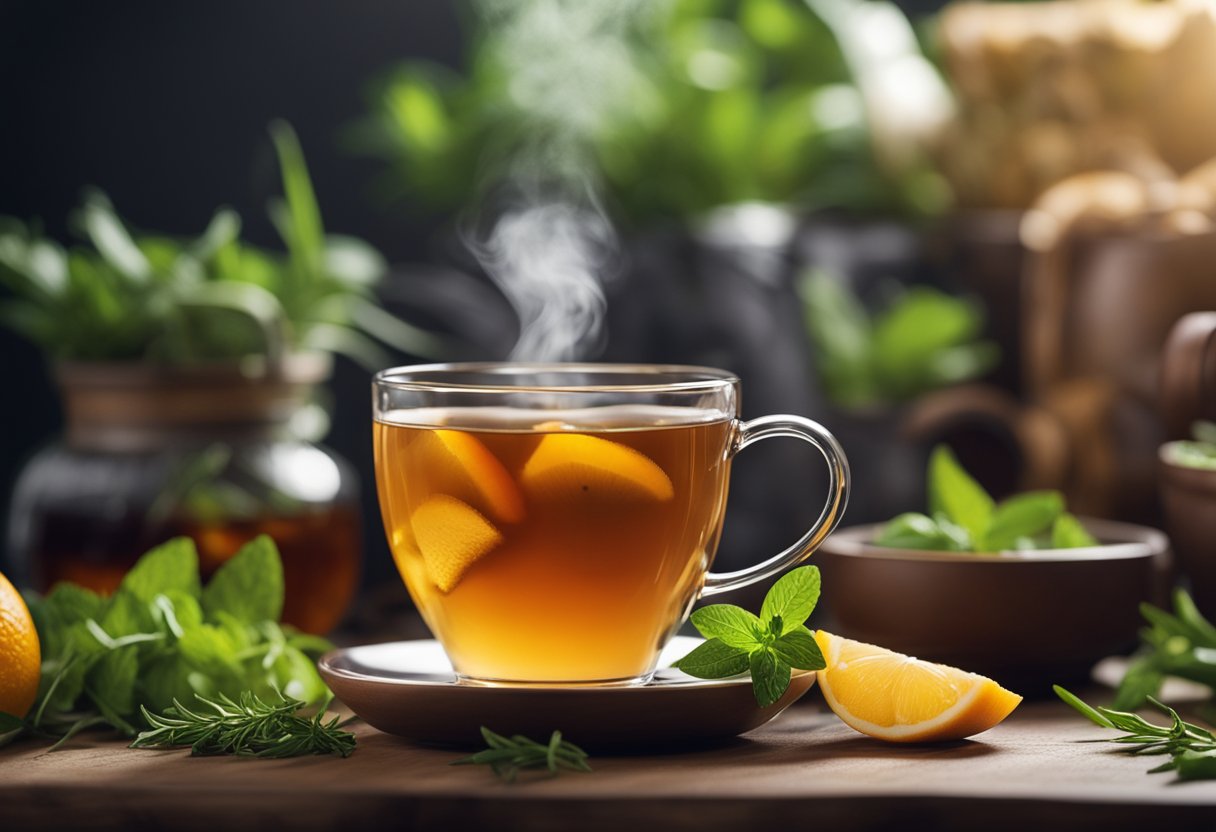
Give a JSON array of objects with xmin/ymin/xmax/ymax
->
[{"xmin": 373, "ymin": 364, "xmax": 849, "ymax": 685}]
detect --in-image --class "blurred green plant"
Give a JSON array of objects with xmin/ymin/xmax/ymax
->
[
  {"xmin": 798, "ymin": 270, "xmax": 998, "ymax": 409},
  {"xmin": 875, "ymin": 445, "xmax": 1098, "ymax": 554},
  {"xmin": 0, "ymin": 121, "xmax": 441, "ymax": 368},
  {"xmin": 353, "ymin": 0, "xmax": 950, "ymax": 226}
]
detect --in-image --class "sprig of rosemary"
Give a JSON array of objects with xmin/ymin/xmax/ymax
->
[
  {"xmin": 451, "ymin": 727, "xmax": 591, "ymax": 782},
  {"xmin": 130, "ymin": 692, "xmax": 357, "ymax": 758},
  {"xmin": 1055, "ymin": 686, "xmax": 1216, "ymax": 781}
]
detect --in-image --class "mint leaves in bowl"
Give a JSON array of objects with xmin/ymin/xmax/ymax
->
[
  {"xmin": 875, "ymin": 446, "xmax": 1097, "ymax": 553},
  {"xmin": 816, "ymin": 446, "xmax": 1170, "ymax": 692}
]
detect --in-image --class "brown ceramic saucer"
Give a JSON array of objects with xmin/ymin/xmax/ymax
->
[{"xmin": 318, "ymin": 636, "xmax": 816, "ymax": 751}]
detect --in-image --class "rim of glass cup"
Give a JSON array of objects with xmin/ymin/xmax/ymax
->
[{"xmin": 372, "ymin": 363, "xmax": 741, "ymax": 395}]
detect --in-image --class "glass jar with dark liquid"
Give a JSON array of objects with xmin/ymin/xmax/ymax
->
[{"xmin": 6, "ymin": 356, "xmax": 359, "ymax": 634}]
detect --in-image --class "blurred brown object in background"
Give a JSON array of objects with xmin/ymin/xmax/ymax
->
[
  {"xmin": 937, "ymin": 0, "xmax": 1216, "ymax": 211},
  {"xmin": 1017, "ymin": 164, "xmax": 1216, "ymax": 520},
  {"xmin": 946, "ymin": 212, "xmax": 1027, "ymax": 396},
  {"xmin": 924, "ymin": 161, "xmax": 1216, "ymax": 519}
]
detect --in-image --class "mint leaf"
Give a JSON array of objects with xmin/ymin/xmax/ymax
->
[
  {"xmin": 152, "ymin": 591, "xmax": 204, "ymax": 639},
  {"xmin": 749, "ymin": 649, "xmax": 790, "ymax": 708},
  {"xmin": 201, "ymin": 535, "xmax": 284, "ymax": 624},
  {"xmin": 40, "ymin": 638, "xmax": 102, "ymax": 717},
  {"xmin": 178, "ymin": 624, "xmax": 245, "ymax": 681},
  {"xmin": 119, "ymin": 537, "xmax": 200, "ymax": 603},
  {"xmin": 874, "ymin": 513, "xmax": 958, "ymax": 550},
  {"xmin": 44, "ymin": 582, "xmax": 106, "ymax": 623},
  {"xmin": 928, "ymin": 445, "xmax": 993, "ymax": 543},
  {"xmin": 31, "ymin": 583, "xmax": 107, "ymax": 658},
  {"xmin": 140, "ymin": 654, "xmax": 207, "ymax": 717},
  {"xmin": 933, "ymin": 513, "xmax": 973, "ymax": 550},
  {"xmin": 266, "ymin": 646, "xmax": 329, "ymax": 704},
  {"xmin": 689, "ymin": 605, "xmax": 763, "ymax": 648},
  {"xmin": 287, "ymin": 631, "xmax": 337, "ymax": 658},
  {"xmin": 982, "ymin": 491, "xmax": 1064, "ymax": 551},
  {"xmin": 759, "ymin": 566, "xmax": 820, "ymax": 634},
  {"xmin": 672, "ymin": 638, "xmax": 749, "ymax": 678},
  {"xmin": 86, "ymin": 645, "xmax": 139, "ymax": 723},
  {"xmin": 1051, "ymin": 513, "xmax": 1098, "ymax": 549},
  {"xmin": 770, "ymin": 628, "xmax": 825, "ymax": 670},
  {"xmin": 100, "ymin": 590, "xmax": 156, "ymax": 638}
]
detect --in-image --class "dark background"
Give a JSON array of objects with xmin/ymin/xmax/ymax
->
[
  {"xmin": 0, "ymin": 0, "xmax": 938, "ymax": 599},
  {"xmin": 0, "ymin": 0, "xmax": 469, "ymax": 589}
]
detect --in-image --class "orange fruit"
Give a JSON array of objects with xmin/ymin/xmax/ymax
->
[
  {"xmin": 0, "ymin": 570, "xmax": 41, "ymax": 719},
  {"xmin": 520, "ymin": 434, "xmax": 674, "ymax": 502},
  {"xmin": 411, "ymin": 429, "xmax": 526, "ymax": 524},
  {"xmin": 814, "ymin": 631, "xmax": 1022, "ymax": 743},
  {"xmin": 411, "ymin": 495, "xmax": 504, "ymax": 593}
]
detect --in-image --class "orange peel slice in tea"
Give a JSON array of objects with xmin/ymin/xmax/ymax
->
[
  {"xmin": 814, "ymin": 631, "xmax": 1022, "ymax": 743},
  {"xmin": 520, "ymin": 434, "xmax": 675, "ymax": 502},
  {"xmin": 411, "ymin": 495, "xmax": 504, "ymax": 593},
  {"xmin": 413, "ymin": 429, "xmax": 525, "ymax": 524}
]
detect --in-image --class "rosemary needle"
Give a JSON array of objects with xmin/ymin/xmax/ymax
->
[
  {"xmin": 1055, "ymin": 686, "xmax": 1216, "ymax": 781},
  {"xmin": 130, "ymin": 692, "xmax": 357, "ymax": 758},
  {"xmin": 451, "ymin": 727, "xmax": 592, "ymax": 782}
]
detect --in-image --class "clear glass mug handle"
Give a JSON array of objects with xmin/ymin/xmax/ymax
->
[{"xmin": 701, "ymin": 414, "xmax": 851, "ymax": 597}]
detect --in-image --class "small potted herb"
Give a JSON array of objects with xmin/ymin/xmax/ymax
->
[
  {"xmin": 815, "ymin": 445, "xmax": 1171, "ymax": 691},
  {"xmin": 1159, "ymin": 421, "xmax": 1216, "ymax": 619},
  {"xmin": 0, "ymin": 122, "xmax": 440, "ymax": 634}
]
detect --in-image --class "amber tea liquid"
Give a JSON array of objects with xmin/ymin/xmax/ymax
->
[{"xmin": 374, "ymin": 406, "xmax": 733, "ymax": 683}]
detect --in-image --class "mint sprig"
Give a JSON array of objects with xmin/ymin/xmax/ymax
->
[
  {"xmin": 672, "ymin": 566, "xmax": 825, "ymax": 707},
  {"xmin": 2, "ymin": 536, "xmax": 332, "ymax": 751},
  {"xmin": 875, "ymin": 445, "xmax": 1098, "ymax": 553}
]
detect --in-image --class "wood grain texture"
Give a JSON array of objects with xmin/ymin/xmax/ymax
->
[{"xmin": 4, "ymin": 697, "xmax": 1216, "ymax": 832}]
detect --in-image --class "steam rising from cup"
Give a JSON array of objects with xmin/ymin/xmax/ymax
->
[
  {"xmin": 458, "ymin": 0, "xmax": 654, "ymax": 363},
  {"xmin": 465, "ymin": 198, "xmax": 615, "ymax": 363}
]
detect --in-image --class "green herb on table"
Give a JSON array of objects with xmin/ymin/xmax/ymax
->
[
  {"xmin": 874, "ymin": 445, "xmax": 1098, "ymax": 553},
  {"xmin": 1054, "ymin": 686, "xmax": 1216, "ymax": 781},
  {"xmin": 451, "ymin": 727, "xmax": 591, "ymax": 782},
  {"xmin": 671, "ymin": 566, "xmax": 825, "ymax": 708},
  {"xmin": 1, "ymin": 536, "xmax": 333, "ymax": 752},
  {"xmin": 1107, "ymin": 589, "xmax": 1216, "ymax": 712},
  {"xmin": 131, "ymin": 691, "xmax": 356, "ymax": 758}
]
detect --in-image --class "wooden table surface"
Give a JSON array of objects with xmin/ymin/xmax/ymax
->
[{"xmin": 5, "ymin": 693, "xmax": 1216, "ymax": 832}]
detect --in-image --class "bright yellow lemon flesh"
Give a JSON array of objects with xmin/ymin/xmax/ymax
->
[
  {"xmin": 520, "ymin": 434, "xmax": 674, "ymax": 502},
  {"xmin": 411, "ymin": 495, "xmax": 505, "ymax": 593},
  {"xmin": 815, "ymin": 630, "xmax": 1022, "ymax": 743}
]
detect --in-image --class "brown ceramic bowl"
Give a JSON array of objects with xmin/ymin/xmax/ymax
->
[
  {"xmin": 1159, "ymin": 445, "xmax": 1216, "ymax": 618},
  {"xmin": 815, "ymin": 518, "xmax": 1170, "ymax": 694}
]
